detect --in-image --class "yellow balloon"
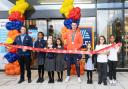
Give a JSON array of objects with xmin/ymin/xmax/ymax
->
[
  {"xmin": 6, "ymin": 38, "xmax": 14, "ymax": 44},
  {"xmin": 9, "ymin": 0, "xmax": 29, "ymax": 14}
]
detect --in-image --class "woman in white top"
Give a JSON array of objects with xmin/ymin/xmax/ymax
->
[
  {"xmin": 95, "ymin": 36, "xmax": 108, "ymax": 85},
  {"xmin": 108, "ymin": 35, "xmax": 121, "ymax": 85}
]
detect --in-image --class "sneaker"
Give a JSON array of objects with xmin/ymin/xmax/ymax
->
[
  {"xmin": 78, "ymin": 77, "xmax": 81, "ymax": 83},
  {"xmin": 65, "ymin": 76, "xmax": 70, "ymax": 82},
  {"xmin": 109, "ymin": 80, "xmax": 113, "ymax": 84},
  {"xmin": 113, "ymin": 80, "xmax": 116, "ymax": 84}
]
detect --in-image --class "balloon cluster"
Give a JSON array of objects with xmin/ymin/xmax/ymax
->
[
  {"xmin": 60, "ymin": 0, "xmax": 81, "ymax": 29},
  {"xmin": 5, "ymin": 61, "xmax": 20, "ymax": 75},
  {"xmin": 4, "ymin": 0, "xmax": 29, "ymax": 75},
  {"xmin": 60, "ymin": 0, "xmax": 74, "ymax": 17},
  {"xmin": 9, "ymin": 0, "xmax": 29, "ymax": 15},
  {"xmin": 4, "ymin": 53, "xmax": 19, "ymax": 63}
]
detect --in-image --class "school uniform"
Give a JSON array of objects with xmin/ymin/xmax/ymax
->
[
  {"xmin": 14, "ymin": 34, "xmax": 33, "ymax": 83},
  {"xmin": 34, "ymin": 39, "xmax": 46, "ymax": 65},
  {"xmin": 45, "ymin": 45, "xmax": 55, "ymax": 71},
  {"xmin": 95, "ymin": 44, "xmax": 108, "ymax": 85},
  {"xmin": 85, "ymin": 54, "xmax": 94, "ymax": 84},
  {"xmin": 55, "ymin": 46, "xmax": 65, "ymax": 72},
  {"xmin": 108, "ymin": 43, "xmax": 120, "ymax": 81},
  {"xmin": 34, "ymin": 38, "xmax": 46, "ymax": 82}
]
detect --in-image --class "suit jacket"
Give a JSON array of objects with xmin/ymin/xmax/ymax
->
[{"xmin": 14, "ymin": 34, "xmax": 33, "ymax": 55}]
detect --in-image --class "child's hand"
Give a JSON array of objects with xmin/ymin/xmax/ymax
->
[{"xmin": 23, "ymin": 49, "xmax": 26, "ymax": 52}]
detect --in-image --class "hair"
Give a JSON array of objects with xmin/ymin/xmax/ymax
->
[
  {"xmin": 46, "ymin": 36, "xmax": 54, "ymax": 48},
  {"xmin": 20, "ymin": 26, "xmax": 28, "ymax": 34},
  {"xmin": 37, "ymin": 32, "xmax": 44, "ymax": 39},
  {"xmin": 55, "ymin": 38, "xmax": 63, "ymax": 47},
  {"xmin": 98, "ymin": 35, "xmax": 106, "ymax": 45},
  {"xmin": 109, "ymin": 34, "xmax": 116, "ymax": 43}
]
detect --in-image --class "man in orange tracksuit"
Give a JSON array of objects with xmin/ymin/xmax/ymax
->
[{"xmin": 63, "ymin": 21, "xmax": 83, "ymax": 83}]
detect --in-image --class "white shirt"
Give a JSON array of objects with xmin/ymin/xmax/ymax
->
[
  {"xmin": 95, "ymin": 44, "xmax": 108, "ymax": 63},
  {"xmin": 108, "ymin": 44, "xmax": 120, "ymax": 61}
]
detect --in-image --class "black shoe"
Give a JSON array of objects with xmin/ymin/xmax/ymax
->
[
  {"xmin": 90, "ymin": 80, "xmax": 93, "ymax": 84},
  {"xmin": 28, "ymin": 79, "xmax": 32, "ymax": 83},
  {"xmin": 36, "ymin": 78, "xmax": 41, "ymax": 83},
  {"xmin": 40, "ymin": 78, "xmax": 44, "ymax": 83},
  {"xmin": 98, "ymin": 81, "xmax": 102, "ymax": 84},
  {"xmin": 18, "ymin": 79, "xmax": 25, "ymax": 84},
  {"xmin": 87, "ymin": 80, "xmax": 90, "ymax": 84},
  {"xmin": 57, "ymin": 79, "xmax": 61, "ymax": 82},
  {"xmin": 51, "ymin": 79, "xmax": 54, "ymax": 83},
  {"xmin": 104, "ymin": 81, "xmax": 107, "ymax": 85},
  {"xmin": 48, "ymin": 79, "xmax": 52, "ymax": 83},
  {"xmin": 60, "ymin": 79, "xmax": 63, "ymax": 82}
]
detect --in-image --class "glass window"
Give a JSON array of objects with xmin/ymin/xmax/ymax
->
[
  {"xmin": 97, "ymin": 10, "xmax": 125, "ymax": 68},
  {"xmin": 124, "ymin": 9, "xmax": 128, "ymax": 67}
]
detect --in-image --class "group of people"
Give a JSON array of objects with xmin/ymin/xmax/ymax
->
[{"xmin": 13, "ymin": 21, "xmax": 121, "ymax": 86}]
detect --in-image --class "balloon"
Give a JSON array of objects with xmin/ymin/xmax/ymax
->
[
  {"xmin": 4, "ymin": 52, "xmax": 19, "ymax": 63},
  {"xmin": 8, "ymin": 11, "xmax": 25, "ymax": 22},
  {"xmin": 6, "ymin": 21, "xmax": 23, "ymax": 30},
  {"xmin": 64, "ymin": 19, "xmax": 73, "ymax": 29},
  {"xmin": 68, "ymin": 7, "xmax": 81, "ymax": 20},
  {"xmin": 6, "ymin": 38, "xmax": 14, "ymax": 44},
  {"xmin": 60, "ymin": 0, "xmax": 74, "ymax": 17},
  {"xmin": 8, "ymin": 30, "xmax": 19, "ymax": 40},
  {"xmin": 9, "ymin": 0, "xmax": 29, "ymax": 14}
]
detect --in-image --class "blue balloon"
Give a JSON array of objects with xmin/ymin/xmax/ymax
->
[
  {"xmin": 6, "ymin": 20, "xmax": 23, "ymax": 30},
  {"xmin": 64, "ymin": 19, "xmax": 80, "ymax": 29},
  {"xmin": 4, "ymin": 52, "xmax": 19, "ymax": 63}
]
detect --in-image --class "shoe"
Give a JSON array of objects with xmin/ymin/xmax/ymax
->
[
  {"xmin": 109, "ymin": 80, "xmax": 113, "ymax": 84},
  {"xmin": 65, "ymin": 76, "xmax": 70, "ymax": 82},
  {"xmin": 40, "ymin": 78, "xmax": 44, "ymax": 83},
  {"xmin": 36, "ymin": 78, "xmax": 41, "ymax": 83},
  {"xmin": 51, "ymin": 79, "xmax": 54, "ymax": 83},
  {"xmin": 103, "ymin": 81, "xmax": 107, "ymax": 85},
  {"xmin": 18, "ymin": 79, "xmax": 25, "ymax": 84},
  {"xmin": 48, "ymin": 79, "xmax": 52, "ymax": 83},
  {"xmin": 78, "ymin": 77, "xmax": 81, "ymax": 83},
  {"xmin": 60, "ymin": 78, "xmax": 63, "ymax": 82},
  {"xmin": 113, "ymin": 80, "xmax": 116, "ymax": 84},
  {"xmin": 28, "ymin": 79, "xmax": 32, "ymax": 83},
  {"xmin": 87, "ymin": 80, "xmax": 90, "ymax": 84},
  {"xmin": 57, "ymin": 79, "xmax": 61, "ymax": 82},
  {"xmin": 90, "ymin": 80, "xmax": 93, "ymax": 84},
  {"xmin": 98, "ymin": 81, "xmax": 102, "ymax": 84}
]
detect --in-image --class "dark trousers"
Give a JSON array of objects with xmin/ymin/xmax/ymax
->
[
  {"xmin": 38, "ymin": 65, "xmax": 44, "ymax": 79},
  {"xmin": 97, "ymin": 63, "xmax": 107, "ymax": 83},
  {"xmin": 87, "ymin": 70, "xmax": 93, "ymax": 81},
  {"xmin": 108, "ymin": 60, "xmax": 117, "ymax": 80},
  {"xmin": 66, "ymin": 54, "xmax": 80, "ymax": 77},
  {"xmin": 18, "ymin": 55, "xmax": 31, "ymax": 80}
]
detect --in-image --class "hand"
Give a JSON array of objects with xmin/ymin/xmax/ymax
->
[{"xmin": 23, "ymin": 49, "xmax": 26, "ymax": 52}]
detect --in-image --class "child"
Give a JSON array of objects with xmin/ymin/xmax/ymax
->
[
  {"xmin": 85, "ymin": 43, "xmax": 94, "ymax": 84},
  {"xmin": 95, "ymin": 36, "xmax": 108, "ymax": 85},
  {"xmin": 34, "ymin": 32, "xmax": 46, "ymax": 83},
  {"xmin": 108, "ymin": 35, "xmax": 121, "ymax": 85},
  {"xmin": 55, "ymin": 38, "xmax": 65, "ymax": 82},
  {"xmin": 45, "ymin": 37, "xmax": 55, "ymax": 83}
]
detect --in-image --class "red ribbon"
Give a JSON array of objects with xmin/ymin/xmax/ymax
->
[{"xmin": 0, "ymin": 43, "xmax": 122, "ymax": 54}]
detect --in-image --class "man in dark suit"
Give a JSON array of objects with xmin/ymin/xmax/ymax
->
[{"xmin": 14, "ymin": 26, "xmax": 33, "ymax": 83}]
